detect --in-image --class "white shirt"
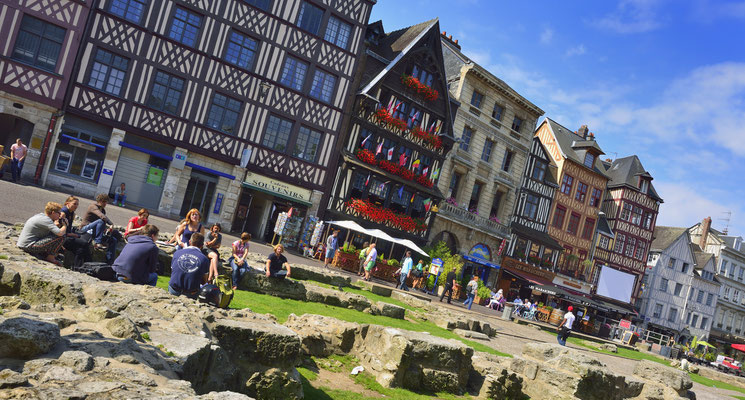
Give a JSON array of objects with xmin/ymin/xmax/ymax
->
[{"xmin": 563, "ymin": 311, "xmax": 576, "ymax": 329}]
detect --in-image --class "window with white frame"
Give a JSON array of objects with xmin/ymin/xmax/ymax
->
[
  {"xmin": 625, "ymin": 237, "xmax": 636, "ymax": 258},
  {"xmin": 691, "ymin": 314, "xmax": 699, "ymax": 327},
  {"xmin": 697, "ymin": 290, "xmax": 705, "ymax": 303},
  {"xmin": 460, "ymin": 126, "xmax": 473, "ymax": 151},
  {"xmin": 667, "ymin": 258, "xmax": 675, "ymax": 269},
  {"xmin": 620, "ymin": 203, "xmax": 632, "ymax": 221},
  {"xmin": 724, "ymin": 286, "xmax": 730, "ymax": 299},
  {"xmin": 706, "ymin": 293, "xmax": 714, "ymax": 306},
  {"xmin": 730, "ymin": 264, "xmax": 737, "ymax": 278},
  {"xmin": 599, "ymin": 235, "xmax": 610, "ymax": 250},
  {"xmin": 634, "ymin": 241, "xmax": 646, "ymax": 260},
  {"xmin": 721, "ymin": 260, "xmax": 728, "ymax": 275},
  {"xmin": 734, "ymin": 290, "xmax": 740, "ymax": 303},
  {"xmin": 614, "ymin": 234, "xmax": 626, "ymax": 253},
  {"xmin": 701, "ymin": 317, "xmax": 708, "ymax": 330},
  {"xmin": 674, "ymin": 283, "xmax": 683, "ymax": 296}
]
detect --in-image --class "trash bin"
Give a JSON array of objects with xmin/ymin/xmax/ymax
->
[
  {"xmin": 502, "ymin": 303, "xmax": 514, "ymax": 321},
  {"xmin": 670, "ymin": 347, "xmax": 680, "ymax": 359},
  {"xmin": 598, "ymin": 323, "xmax": 611, "ymax": 338}
]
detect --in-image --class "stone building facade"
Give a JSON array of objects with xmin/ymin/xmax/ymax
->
[
  {"xmin": 0, "ymin": 0, "xmax": 91, "ymax": 182},
  {"xmin": 429, "ymin": 34, "xmax": 543, "ymax": 285},
  {"xmin": 39, "ymin": 0, "xmax": 373, "ymax": 248}
]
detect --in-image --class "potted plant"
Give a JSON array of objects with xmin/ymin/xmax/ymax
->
[
  {"xmin": 475, "ymin": 281, "xmax": 492, "ymax": 306},
  {"xmin": 436, "ymin": 254, "xmax": 464, "ymax": 297},
  {"xmin": 528, "ymin": 255, "xmax": 541, "ymax": 265},
  {"xmin": 333, "ymin": 242, "xmax": 360, "ymax": 272},
  {"xmin": 514, "ymin": 250, "xmax": 526, "ymax": 261}
]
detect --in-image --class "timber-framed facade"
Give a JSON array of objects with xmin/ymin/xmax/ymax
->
[
  {"xmin": 42, "ymin": 0, "xmax": 373, "ymax": 243},
  {"xmin": 322, "ymin": 18, "xmax": 456, "ymax": 248}
]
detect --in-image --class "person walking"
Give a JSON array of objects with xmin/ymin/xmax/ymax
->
[
  {"xmin": 323, "ymin": 230, "xmax": 339, "ymax": 269},
  {"xmin": 399, "ymin": 251, "xmax": 413, "ymax": 291},
  {"xmin": 557, "ymin": 306, "xmax": 576, "ymax": 346},
  {"xmin": 10, "ymin": 138, "xmax": 27, "ymax": 183},
  {"xmin": 363, "ymin": 243, "xmax": 377, "ymax": 281},
  {"xmin": 464, "ymin": 276, "xmax": 479, "ymax": 310},
  {"xmin": 439, "ymin": 268, "xmax": 457, "ymax": 303},
  {"xmin": 114, "ymin": 183, "xmax": 127, "ymax": 206},
  {"xmin": 357, "ymin": 241, "xmax": 369, "ymax": 276}
]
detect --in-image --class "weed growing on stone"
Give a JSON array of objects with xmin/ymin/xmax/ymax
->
[
  {"xmin": 0, "ymin": 254, "xmax": 8, "ymax": 259},
  {"xmin": 141, "ymin": 332, "xmax": 150, "ymax": 341}
]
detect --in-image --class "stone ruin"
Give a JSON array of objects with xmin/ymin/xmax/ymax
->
[{"xmin": 0, "ymin": 223, "xmax": 699, "ymax": 399}]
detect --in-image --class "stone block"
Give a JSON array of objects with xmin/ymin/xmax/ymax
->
[
  {"xmin": 0, "ymin": 316, "xmax": 60, "ymax": 359},
  {"xmin": 633, "ymin": 359, "xmax": 693, "ymax": 395},
  {"xmin": 371, "ymin": 302, "xmax": 406, "ymax": 319},
  {"xmin": 284, "ymin": 314, "xmax": 360, "ymax": 356},
  {"xmin": 453, "ymin": 328, "xmax": 490, "ymax": 340},
  {"xmin": 290, "ymin": 263, "xmax": 352, "ymax": 287}
]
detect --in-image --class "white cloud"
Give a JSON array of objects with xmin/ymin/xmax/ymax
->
[
  {"xmin": 654, "ymin": 182, "xmax": 745, "ymax": 236},
  {"xmin": 540, "ymin": 27, "xmax": 554, "ymax": 44},
  {"xmin": 593, "ymin": 0, "xmax": 665, "ymax": 34},
  {"xmin": 565, "ymin": 44, "xmax": 587, "ymax": 57}
]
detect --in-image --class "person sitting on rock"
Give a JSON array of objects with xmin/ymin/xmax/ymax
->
[
  {"xmin": 59, "ymin": 195, "xmax": 91, "ymax": 270},
  {"xmin": 112, "ymin": 224, "xmax": 160, "ymax": 286},
  {"xmin": 124, "ymin": 208, "xmax": 149, "ymax": 238},
  {"xmin": 80, "ymin": 193, "xmax": 122, "ymax": 264},
  {"xmin": 266, "ymin": 243, "xmax": 291, "ymax": 280},
  {"xmin": 204, "ymin": 223, "xmax": 222, "ymax": 254},
  {"xmin": 175, "ymin": 208, "xmax": 205, "ymax": 249},
  {"xmin": 168, "ymin": 232, "xmax": 211, "ymax": 299},
  {"xmin": 17, "ymin": 201, "xmax": 67, "ymax": 266},
  {"xmin": 230, "ymin": 232, "xmax": 251, "ymax": 290}
]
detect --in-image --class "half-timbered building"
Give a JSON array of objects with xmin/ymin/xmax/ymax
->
[
  {"xmin": 424, "ymin": 34, "xmax": 543, "ymax": 286},
  {"xmin": 594, "ymin": 155, "xmax": 662, "ymax": 304},
  {"xmin": 42, "ymin": 0, "xmax": 372, "ymax": 242},
  {"xmin": 321, "ymin": 18, "xmax": 456, "ymax": 250},
  {"xmin": 0, "ymin": 0, "xmax": 91, "ymax": 182},
  {"xmin": 536, "ymin": 118, "xmax": 609, "ymax": 294}
]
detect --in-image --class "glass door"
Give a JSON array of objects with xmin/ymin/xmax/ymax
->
[{"xmin": 180, "ymin": 172, "xmax": 217, "ymax": 219}]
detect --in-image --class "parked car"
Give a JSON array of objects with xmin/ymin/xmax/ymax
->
[{"xmin": 710, "ymin": 355, "xmax": 743, "ymax": 375}]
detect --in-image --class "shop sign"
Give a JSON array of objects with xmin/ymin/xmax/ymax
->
[
  {"xmin": 102, "ymin": 168, "xmax": 113, "ymax": 176},
  {"xmin": 244, "ymin": 171, "xmax": 312, "ymax": 203},
  {"xmin": 213, "ymin": 193, "xmax": 223, "ymax": 214},
  {"xmin": 430, "ymin": 258, "xmax": 443, "ymax": 275},
  {"xmin": 619, "ymin": 319, "xmax": 632, "ymax": 329},
  {"xmin": 469, "ymin": 244, "xmax": 491, "ymax": 261},
  {"xmin": 503, "ymin": 257, "xmax": 555, "ymax": 281},
  {"xmin": 552, "ymin": 276, "xmax": 592, "ymax": 294},
  {"xmin": 146, "ymin": 166, "xmax": 164, "ymax": 186},
  {"xmin": 172, "ymin": 150, "xmax": 187, "ymax": 169}
]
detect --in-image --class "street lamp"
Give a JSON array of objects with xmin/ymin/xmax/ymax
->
[{"xmin": 259, "ymin": 81, "xmax": 272, "ymax": 99}]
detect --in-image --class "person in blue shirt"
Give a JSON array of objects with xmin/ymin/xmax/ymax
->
[
  {"xmin": 168, "ymin": 232, "xmax": 210, "ymax": 299},
  {"xmin": 399, "ymin": 251, "xmax": 413, "ymax": 291},
  {"xmin": 112, "ymin": 224, "xmax": 160, "ymax": 286},
  {"xmin": 323, "ymin": 230, "xmax": 340, "ymax": 269}
]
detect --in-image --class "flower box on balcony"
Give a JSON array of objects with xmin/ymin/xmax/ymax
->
[{"xmin": 401, "ymin": 74, "xmax": 439, "ymax": 101}]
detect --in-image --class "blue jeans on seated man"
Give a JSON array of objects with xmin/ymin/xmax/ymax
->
[
  {"xmin": 114, "ymin": 193, "xmax": 126, "ymax": 206},
  {"xmin": 80, "ymin": 219, "xmax": 106, "ymax": 244},
  {"xmin": 117, "ymin": 272, "xmax": 158, "ymax": 287},
  {"xmin": 268, "ymin": 270, "xmax": 287, "ymax": 280},
  {"xmin": 230, "ymin": 257, "xmax": 248, "ymax": 287},
  {"xmin": 168, "ymin": 284, "xmax": 199, "ymax": 299}
]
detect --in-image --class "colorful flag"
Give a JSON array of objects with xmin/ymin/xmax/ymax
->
[
  {"xmin": 422, "ymin": 166, "xmax": 429, "ymax": 176},
  {"xmin": 432, "ymin": 168, "xmax": 440, "ymax": 179},
  {"xmin": 390, "ymin": 101, "xmax": 402, "ymax": 115},
  {"xmin": 387, "ymin": 147, "xmax": 394, "ymax": 160},
  {"xmin": 287, "ymin": 207, "xmax": 294, "ymax": 218},
  {"xmin": 410, "ymin": 193, "xmax": 416, "ymax": 203},
  {"xmin": 423, "ymin": 198, "xmax": 432, "ymax": 212},
  {"xmin": 376, "ymin": 142, "xmax": 383, "ymax": 155},
  {"xmin": 387, "ymin": 97, "xmax": 395, "ymax": 110},
  {"xmin": 378, "ymin": 181, "xmax": 389, "ymax": 191},
  {"xmin": 361, "ymin": 133, "xmax": 371, "ymax": 147},
  {"xmin": 435, "ymin": 120, "xmax": 443, "ymax": 134},
  {"xmin": 365, "ymin": 174, "xmax": 370, "ymax": 186},
  {"xmin": 409, "ymin": 111, "xmax": 420, "ymax": 125},
  {"xmin": 399, "ymin": 153, "xmax": 407, "ymax": 166},
  {"xmin": 397, "ymin": 185, "xmax": 404, "ymax": 199},
  {"xmin": 412, "ymin": 159, "xmax": 420, "ymax": 168},
  {"xmin": 428, "ymin": 120, "xmax": 437, "ymax": 134}
]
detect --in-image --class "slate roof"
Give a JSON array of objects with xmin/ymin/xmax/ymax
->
[
  {"xmin": 602, "ymin": 155, "xmax": 663, "ymax": 202},
  {"xmin": 596, "ymin": 213, "xmax": 614, "ymax": 237},
  {"xmin": 543, "ymin": 118, "xmax": 609, "ymax": 177},
  {"xmin": 651, "ymin": 226, "xmax": 687, "ymax": 252}
]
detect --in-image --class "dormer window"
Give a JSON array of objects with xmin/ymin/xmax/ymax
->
[
  {"xmin": 583, "ymin": 152, "xmax": 595, "ymax": 168},
  {"xmin": 640, "ymin": 179, "xmax": 649, "ymax": 194}
]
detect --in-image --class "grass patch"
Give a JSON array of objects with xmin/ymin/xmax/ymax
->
[
  {"xmin": 351, "ymin": 371, "xmax": 474, "ymax": 400},
  {"xmin": 155, "ymin": 276, "xmax": 510, "ymax": 357},
  {"xmin": 0, "ymin": 255, "xmax": 8, "ymax": 260},
  {"xmin": 303, "ymin": 280, "xmax": 424, "ymax": 314},
  {"xmin": 688, "ymin": 372, "xmax": 745, "ymax": 394}
]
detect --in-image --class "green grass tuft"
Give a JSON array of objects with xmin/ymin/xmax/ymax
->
[
  {"xmin": 688, "ymin": 372, "xmax": 745, "ymax": 394},
  {"xmin": 0, "ymin": 255, "xmax": 8, "ymax": 260}
]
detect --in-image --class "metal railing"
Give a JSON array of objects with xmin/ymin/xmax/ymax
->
[{"xmin": 438, "ymin": 202, "xmax": 511, "ymax": 238}]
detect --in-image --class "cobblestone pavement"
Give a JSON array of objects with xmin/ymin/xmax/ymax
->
[{"xmin": 0, "ymin": 179, "xmax": 742, "ymax": 399}]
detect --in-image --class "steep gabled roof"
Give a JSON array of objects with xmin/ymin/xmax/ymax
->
[
  {"xmin": 542, "ymin": 118, "xmax": 609, "ymax": 177},
  {"xmin": 603, "ymin": 155, "xmax": 663, "ymax": 203},
  {"xmin": 651, "ymin": 226, "xmax": 687, "ymax": 252},
  {"xmin": 597, "ymin": 213, "xmax": 614, "ymax": 237}
]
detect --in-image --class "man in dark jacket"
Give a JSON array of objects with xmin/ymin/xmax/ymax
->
[
  {"xmin": 80, "ymin": 193, "xmax": 121, "ymax": 264},
  {"xmin": 112, "ymin": 225, "xmax": 160, "ymax": 286},
  {"xmin": 439, "ymin": 269, "xmax": 457, "ymax": 304}
]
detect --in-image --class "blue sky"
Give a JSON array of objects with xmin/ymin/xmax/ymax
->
[{"xmin": 370, "ymin": 0, "xmax": 745, "ymax": 237}]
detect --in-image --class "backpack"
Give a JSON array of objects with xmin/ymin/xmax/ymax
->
[
  {"xmin": 75, "ymin": 262, "xmax": 118, "ymax": 282},
  {"xmin": 199, "ymin": 275, "xmax": 233, "ymax": 308}
]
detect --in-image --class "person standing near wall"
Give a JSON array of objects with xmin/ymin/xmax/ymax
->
[
  {"xmin": 323, "ymin": 230, "xmax": 339, "ymax": 269},
  {"xmin": 10, "ymin": 138, "xmax": 27, "ymax": 183}
]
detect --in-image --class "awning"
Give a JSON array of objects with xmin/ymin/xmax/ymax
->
[
  {"xmin": 502, "ymin": 266, "xmax": 554, "ymax": 286},
  {"xmin": 325, "ymin": 220, "xmax": 429, "ymax": 257},
  {"xmin": 462, "ymin": 254, "xmax": 501, "ymax": 269},
  {"xmin": 592, "ymin": 295, "xmax": 638, "ymax": 315}
]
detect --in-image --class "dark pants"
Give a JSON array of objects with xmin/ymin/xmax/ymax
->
[
  {"xmin": 269, "ymin": 270, "xmax": 287, "ymax": 280},
  {"xmin": 168, "ymin": 285, "xmax": 198, "ymax": 299},
  {"xmin": 102, "ymin": 230, "xmax": 122, "ymax": 264},
  {"xmin": 557, "ymin": 327, "xmax": 571, "ymax": 346},
  {"xmin": 440, "ymin": 283, "xmax": 453, "ymax": 303},
  {"xmin": 11, "ymin": 158, "xmax": 24, "ymax": 182},
  {"xmin": 63, "ymin": 235, "xmax": 91, "ymax": 270}
]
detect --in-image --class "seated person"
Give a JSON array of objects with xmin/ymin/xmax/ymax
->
[
  {"xmin": 175, "ymin": 209, "xmax": 205, "ymax": 249},
  {"xmin": 266, "ymin": 243, "xmax": 291, "ymax": 279},
  {"xmin": 168, "ymin": 232, "xmax": 210, "ymax": 299},
  {"xmin": 205, "ymin": 223, "xmax": 222, "ymax": 254},
  {"xmin": 17, "ymin": 201, "xmax": 67, "ymax": 266},
  {"xmin": 112, "ymin": 224, "xmax": 160, "ymax": 286},
  {"xmin": 59, "ymin": 196, "xmax": 91, "ymax": 269},
  {"xmin": 230, "ymin": 232, "xmax": 251, "ymax": 290},
  {"xmin": 512, "ymin": 297, "xmax": 524, "ymax": 314},
  {"xmin": 487, "ymin": 289, "xmax": 504, "ymax": 310},
  {"xmin": 125, "ymin": 208, "xmax": 149, "ymax": 238},
  {"xmin": 80, "ymin": 193, "xmax": 121, "ymax": 264}
]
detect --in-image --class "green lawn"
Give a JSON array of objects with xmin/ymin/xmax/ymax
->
[
  {"xmin": 155, "ymin": 276, "xmax": 510, "ymax": 357},
  {"xmin": 688, "ymin": 372, "xmax": 745, "ymax": 395}
]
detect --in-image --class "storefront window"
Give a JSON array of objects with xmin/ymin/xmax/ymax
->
[
  {"xmin": 542, "ymin": 248, "xmax": 554, "ymax": 268},
  {"xmin": 368, "ymin": 178, "xmax": 388, "ymax": 206},
  {"xmin": 513, "ymin": 238, "xmax": 528, "ymax": 259},
  {"xmin": 53, "ymin": 131, "xmax": 107, "ymax": 181},
  {"xmin": 529, "ymin": 242, "xmax": 540, "ymax": 258}
]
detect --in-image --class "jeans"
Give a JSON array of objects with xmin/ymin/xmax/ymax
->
[
  {"xmin": 114, "ymin": 193, "xmax": 126, "ymax": 206},
  {"xmin": 118, "ymin": 272, "xmax": 158, "ymax": 287},
  {"xmin": 557, "ymin": 327, "xmax": 571, "ymax": 346},
  {"xmin": 11, "ymin": 158, "xmax": 24, "ymax": 182},
  {"xmin": 269, "ymin": 270, "xmax": 287, "ymax": 280},
  {"xmin": 230, "ymin": 257, "xmax": 248, "ymax": 287},
  {"xmin": 399, "ymin": 273, "xmax": 409, "ymax": 291},
  {"xmin": 81, "ymin": 219, "xmax": 106, "ymax": 244},
  {"xmin": 464, "ymin": 293, "xmax": 475, "ymax": 310},
  {"xmin": 168, "ymin": 284, "xmax": 198, "ymax": 299}
]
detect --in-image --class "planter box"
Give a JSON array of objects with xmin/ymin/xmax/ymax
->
[
  {"xmin": 372, "ymin": 261, "xmax": 398, "ymax": 282},
  {"xmin": 333, "ymin": 251, "xmax": 360, "ymax": 273},
  {"xmin": 453, "ymin": 283, "xmax": 463, "ymax": 300},
  {"xmin": 474, "ymin": 296, "xmax": 489, "ymax": 306}
]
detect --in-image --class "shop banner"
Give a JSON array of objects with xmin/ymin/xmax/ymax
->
[
  {"xmin": 244, "ymin": 171, "xmax": 312, "ymax": 204},
  {"xmin": 274, "ymin": 212, "xmax": 288, "ymax": 234}
]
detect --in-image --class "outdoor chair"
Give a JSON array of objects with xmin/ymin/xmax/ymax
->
[{"xmin": 522, "ymin": 309, "xmax": 536, "ymax": 320}]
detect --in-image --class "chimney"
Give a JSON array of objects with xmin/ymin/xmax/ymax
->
[
  {"xmin": 700, "ymin": 217, "xmax": 712, "ymax": 250},
  {"xmin": 588, "ymin": 132, "xmax": 595, "ymax": 140},
  {"xmin": 605, "ymin": 158, "xmax": 612, "ymax": 162},
  {"xmin": 577, "ymin": 125, "xmax": 589, "ymax": 139}
]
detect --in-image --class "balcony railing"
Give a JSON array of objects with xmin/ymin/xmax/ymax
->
[{"xmin": 438, "ymin": 202, "xmax": 510, "ymax": 238}]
